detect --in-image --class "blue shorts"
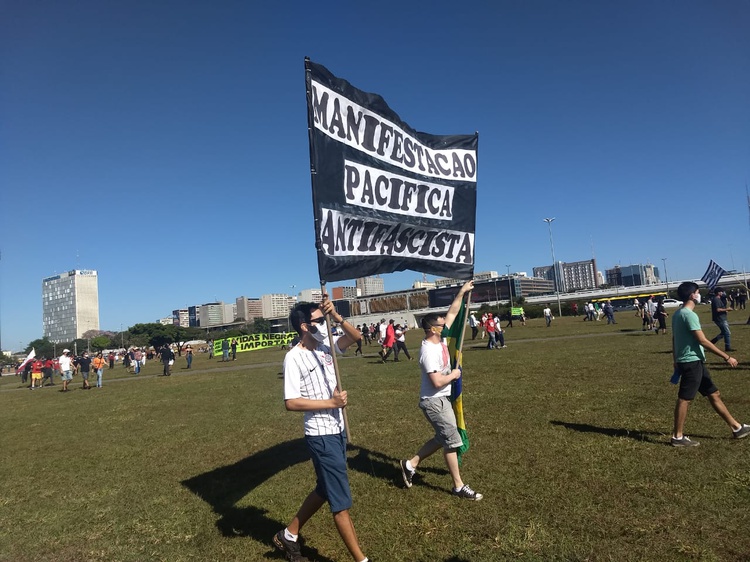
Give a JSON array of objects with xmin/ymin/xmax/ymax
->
[
  {"xmin": 61, "ymin": 370, "xmax": 73, "ymax": 382},
  {"xmin": 305, "ymin": 432, "xmax": 352, "ymax": 513}
]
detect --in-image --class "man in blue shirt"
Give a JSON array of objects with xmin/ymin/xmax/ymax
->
[{"xmin": 671, "ymin": 282, "xmax": 750, "ymax": 447}]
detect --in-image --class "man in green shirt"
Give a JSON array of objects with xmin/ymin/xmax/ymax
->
[{"xmin": 671, "ymin": 282, "xmax": 750, "ymax": 447}]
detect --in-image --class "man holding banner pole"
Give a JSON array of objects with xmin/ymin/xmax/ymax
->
[
  {"xmin": 399, "ymin": 280, "xmax": 483, "ymax": 501},
  {"xmin": 274, "ymin": 294, "xmax": 371, "ymax": 562}
]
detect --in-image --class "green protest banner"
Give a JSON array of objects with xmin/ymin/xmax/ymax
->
[{"xmin": 213, "ymin": 333, "xmax": 296, "ymax": 355}]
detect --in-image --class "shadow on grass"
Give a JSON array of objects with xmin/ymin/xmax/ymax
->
[
  {"xmin": 348, "ymin": 444, "xmax": 450, "ymax": 494},
  {"xmin": 550, "ymin": 420, "xmax": 668, "ymax": 445},
  {"xmin": 182, "ymin": 439, "xmax": 450, "ymax": 560}
]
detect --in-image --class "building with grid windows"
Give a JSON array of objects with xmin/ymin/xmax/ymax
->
[
  {"xmin": 356, "ymin": 276, "xmax": 384, "ymax": 296},
  {"xmin": 533, "ymin": 259, "xmax": 599, "ymax": 292},
  {"xmin": 42, "ymin": 269, "xmax": 100, "ymax": 343}
]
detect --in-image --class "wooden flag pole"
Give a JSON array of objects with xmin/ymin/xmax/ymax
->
[
  {"xmin": 320, "ymin": 281, "xmax": 352, "ymax": 442},
  {"xmin": 456, "ymin": 290, "xmax": 473, "ymax": 360}
]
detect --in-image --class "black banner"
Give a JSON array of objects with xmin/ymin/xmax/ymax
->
[{"xmin": 305, "ymin": 59, "xmax": 477, "ymax": 283}]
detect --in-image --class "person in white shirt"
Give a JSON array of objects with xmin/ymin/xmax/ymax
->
[
  {"xmin": 393, "ymin": 324, "xmax": 412, "ymax": 361},
  {"xmin": 58, "ymin": 349, "xmax": 74, "ymax": 393},
  {"xmin": 399, "ymin": 280, "xmax": 483, "ymax": 501},
  {"xmin": 543, "ymin": 305, "xmax": 553, "ymax": 327},
  {"xmin": 274, "ymin": 294, "xmax": 371, "ymax": 562}
]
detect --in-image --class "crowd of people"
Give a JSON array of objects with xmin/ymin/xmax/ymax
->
[{"xmin": 12, "ymin": 344, "xmax": 192, "ymax": 391}]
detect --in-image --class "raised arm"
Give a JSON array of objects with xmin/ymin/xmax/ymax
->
[
  {"xmin": 320, "ymin": 293, "xmax": 361, "ymax": 351},
  {"xmin": 445, "ymin": 280, "xmax": 474, "ymax": 330}
]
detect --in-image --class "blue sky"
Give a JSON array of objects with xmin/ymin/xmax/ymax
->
[{"xmin": 1, "ymin": 1, "xmax": 749, "ymax": 350}]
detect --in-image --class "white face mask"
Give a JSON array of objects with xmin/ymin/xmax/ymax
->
[
  {"xmin": 693, "ymin": 293, "xmax": 702, "ymax": 304},
  {"xmin": 309, "ymin": 321, "xmax": 328, "ymax": 343}
]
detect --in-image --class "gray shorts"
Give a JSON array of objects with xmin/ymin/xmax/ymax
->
[
  {"xmin": 61, "ymin": 370, "xmax": 73, "ymax": 382},
  {"xmin": 419, "ymin": 396, "xmax": 463, "ymax": 450},
  {"xmin": 80, "ymin": 371, "xmax": 90, "ymax": 380}
]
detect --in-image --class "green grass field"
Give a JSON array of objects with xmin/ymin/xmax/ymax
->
[{"xmin": 2, "ymin": 307, "xmax": 750, "ymax": 561}]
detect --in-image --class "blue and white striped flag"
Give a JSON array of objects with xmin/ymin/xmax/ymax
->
[{"xmin": 701, "ymin": 260, "xmax": 726, "ymax": 291}]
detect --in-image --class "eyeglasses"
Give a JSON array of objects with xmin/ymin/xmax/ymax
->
[{"xmin": 308, "ymin": 317, "xmax": 326, "ymax": 325}]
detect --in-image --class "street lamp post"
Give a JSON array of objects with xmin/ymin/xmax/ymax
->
[
  {"xmin": 661, "ymin": 258, "xmax": 669, "ymax": 297},
  {"xmin": 543, "ymin": 218, "xmax": 563, "ymax": 317},
  {"xmin": 506, "ymin": 265, "xmax": 513, "ymax": 309}
]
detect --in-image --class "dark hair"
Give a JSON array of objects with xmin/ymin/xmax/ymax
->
[
  {"xmin": 289, "ymin": 302, "xmax": 320, "ymax": 335},
  {"xmin": 421, "ymin": 312, "xmax": 443, "ymax": 331},
  {"xmin": 677, "ymin": 282, "xmax": 699, "ymax": 302}
]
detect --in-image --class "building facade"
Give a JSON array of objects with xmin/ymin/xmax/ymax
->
[
  {"xmin": 42, "ymin": 269, "xmax": 100, "ymax": 343},
  {"xmin": 605, "ymin": 264, "xmax": 660, "ymax": 287},
  {"xmin": 332, "ymin": 286, "xmax": 359, "ymax": 299},
  {"xmin": 356, "ymin": 276, "xmax": 385, "ymax": 296},
  {"xmin": 261, "ymin": 293, "xmax": 295, "ymax": 319},
  {"xmin": 199, "ymin": 302, "xmax": 226, "ymax": 327},
  {"xmin": 236, "ymin": 297, "xmax": 262, "ymax": 322},
  {"xmin": 298, "ymin": 288, "xmax": 323, "ymax": 303},
  {"xmin": 533, "ymin": 259, "xmax": 599, "ymax": 292},
  {"xmin": 172, "ymin": 309, "xmax": 190, "ymax": 328}
]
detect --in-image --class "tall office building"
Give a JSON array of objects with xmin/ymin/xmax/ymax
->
[
  {"xmin": 605, "ymin": 264, "xmax": 660, "ymax": 287},
  {"xmin": 236, "ymin": 297, "xmax": 262, "ymax": 322},
  {"xmin": 261, "ymin": 293, "xmax": 295, "ymax": 319},
  {"xmin": 199, "ymin": 302, "xmax": 234, "ymax": 327},
  {"xmin": 42, "ymin": 269, "xmax": 100, "ymax": 343},
  {"xmin": 172, "ymin": 309, "xmax": 190, "ymax": 328},
  {"xmin": 356, "ymin": 276, "xmax": 384, "ymax": 296},
  {"xmin": 298, "ymin": 288, "xmax": 323, "ymax": 303},
  {"xmin": 533, "ymin": 259, "xmax": 598, "ymax": 292}
]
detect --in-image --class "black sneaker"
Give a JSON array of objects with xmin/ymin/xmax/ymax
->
[
  {"xmin": 400, "ymin": 460, "xmax": 414, "ymax": 488},
  {"xmin": 453, "ymin": 484, "xmax": 483, "ymax": 501},
  {"xmin": 671, "ymin": 436, "xmax": 700, "ymax": 447},
  {"xmin": 273, "ymin": 531, "xmax": 308, "ymax": 562},
  {"xmin": 733, "ymin": 424, "xmax": 750, "ymax": 439}
]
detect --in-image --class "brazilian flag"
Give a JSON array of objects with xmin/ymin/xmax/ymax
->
[{"xmin": 444, "ymin": 297, "xmax": 469, "ymax": 464}]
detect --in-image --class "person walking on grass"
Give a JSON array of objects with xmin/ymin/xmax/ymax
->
[
  {"xmin": 59, "ymin": 349, "xmax": 74, "ymax": 392},
  {"xmin": 76, "ymin": 351, "xmax": 92, "ymax": 390},
  {"xmin": 485, "ymin": 313, "xmax": 496, "ymax": 349},
  {"xmin": 42, "ymin": 356, "xmax": 55, "ymax": 386},
  {"xmin": 393, "ymin": 324, "xmax": 412, "ymax": 361},
  {"xmin": 379, "ymin": 319, "xmax": 396, "ymax": 363},
  {"xmin": 709, "ymin": 287, "xmax": 735, "ymax": 352},
  {"xmin": 221, "ymin": 338, "xmax": 230, "ymax": 362},
  {"xmin": 670, "ymin": 282, "xmax": 750, "ymax": 447},
  {"xmin": 400, "ymin": 280, "xmax": 483, "ymax": 501},
  {"xmin": 92, "ymin": 352, "xmax": 107, "ymax": 388},
  {"xmin": 160, "ymin": 344, "xmax": 174, "ymax": 376},
  {"xmin": 30, "ymin": 358, "xmax": 44, "ymax": 389},
  {"xmin": 273, "ymin": 295, "xmax": 372, "ymax": 562},
  {"xmin": 469, "ymin": 312, "xmax": 479, "ymax": 340},
  {"xmin": 654, "ymin": 298, "xmax": 668, "ymax": 334},
  {"xmin": 543, "ymin": 304, "xmax": 553, "ymax": 327}
]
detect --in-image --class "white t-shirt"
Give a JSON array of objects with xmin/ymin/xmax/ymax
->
[
  {"xmin": 379, "ymin": 323, "xmax": 387, "ymax": 341},
  {"xmin": 543, "ymin": 307, "xmax": 552, "ymax": 318},
  {"xmin": 283, "ymin": 341, "xmax": 344, "ymax": 436},
  {"xmin": 419, "ymin": 339, "xmax": 452, "ymax": 399},
  {"xmin": 58, "ymin": 355, "xmax": 73, "ymax": 372}
]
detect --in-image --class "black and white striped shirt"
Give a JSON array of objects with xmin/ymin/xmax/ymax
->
[{"xmin": 283, "ymin": 342, "xmax": 343, "ymax": 436}]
